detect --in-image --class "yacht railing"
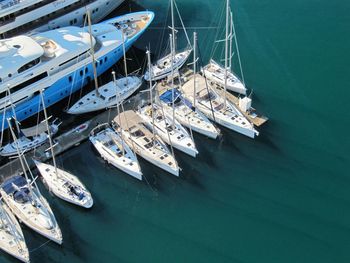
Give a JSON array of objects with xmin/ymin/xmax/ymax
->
[{"xmin": 0, "ymin": 0, "xmax": 20, "ymax": 10}]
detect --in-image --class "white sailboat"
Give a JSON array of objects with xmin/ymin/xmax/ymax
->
[
  {"xmin": 137, "ymin": 103, "xmax": 198, "ymax": 157},
  {"xmin": 182, "ymin": 74, "xmax": 258, "ymax": 138},
  {"xmin": 202, "ymin": 0, "xmax": 247, "ymax": 95},
  {"xmin": 113, "ymin": 110, "xmax": 179, "ymax": 176},
  {"xmin": 90, "ymin": 123, "xmax": 142, "ymax": 180},
  {"xmin": 0, "ymin": 175, "xmax": 62, "ymax": 244},
  {"xmin": 140, "ymin": 50, "xmax": 198, "ymax": 157},
  {"xmin": 157, "ymin": 32, "xmax": 220, "ymax": 139},
  {"xmin": 0, "ymin": 118, "xmax": 60, "ymax": 157},
  {"xmin": 144, "ymin": 0, "xmax": 192, "ymax": 81},
  {"xmin": 0, "ymin": 119, "xmax": 62, "ymax": 244},
  {"xmin": 157, "ymin": 88, "xmax": 219, "ymax": 139},
  {"xmin": 0, "ymin": 89, "xmax": 60, "ymax": 157},
  {"xmin": 0, "ymin": 201, "xmax": 29, "ymax": 263},
  {"xmin": 67, "ymin": 16, "xmax": 142, "ymax": 115},
  {"xmin": 203, "ymin": 59, "xmax": 246, "ymax": 95},
  {"xmin": 35, "ymin": 90, "xmax": 93, "ymax": 209},
  {"xmin": 67, "ymin": 75, "xmax": 141, "ymax": 115}
]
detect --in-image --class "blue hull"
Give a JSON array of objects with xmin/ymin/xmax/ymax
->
[{"xmin": 1, "ymin": 12, "xmax": 153, "ymax": 130}]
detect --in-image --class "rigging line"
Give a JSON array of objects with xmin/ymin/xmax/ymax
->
[
  {"xmin": 209, "ymin": 1, "xmax": 226, "ymax": 59},
  {"xmin": 177, "ymin": 72, "xmax": 195, "ymax": 141},
  {"xmin": 156, "ymin": 0, "xmax": 170, "ymax": 56},
  {"xmin": 156, "ymin": 89, "xmax": 176, "ymax": 164},
  {"xmin": 66, "ymin": 11, "xmax": 88, "ymax": 110},
  {"xmin": 231, "ymin": 8, "xmax": 245, "ymax": 86},
  {"xmin": 148, "ymin": 26, "xmax": 219, "ymax": 30},
  {"xmin": 32, "ymin": 95, "xmax": 42, "ymax": 157},
  {"xmin": 29, "ymin": 240, "xmax": 51, "ymax": 253},
  {"xmin": 0, "ymin": 90, "xmax": 9, "ymax": 147},
  {"xmin": 173, "ymin": 0, "xmax": 192, "ymax": 49},
  {"xmin": 198, "ymin": 37, "xmax": 216, "ymax": 122}
]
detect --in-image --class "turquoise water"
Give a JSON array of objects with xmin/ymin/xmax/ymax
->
[{"xmin": 2, "ymin": 0, "xmax": 350, "ymax": 262}]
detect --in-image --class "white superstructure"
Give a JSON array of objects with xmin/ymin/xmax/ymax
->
[{"xmin": 0, "ymin": 0, "xmax": 124, "ymax": 39}]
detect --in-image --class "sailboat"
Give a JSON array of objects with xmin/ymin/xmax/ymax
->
[
  {"xmin": 89, "ymin": 71, "xmax": 142, "ymax": 181},
  {"xmin": 0, "ymin": 118, "xmax": 60, "ymax": 157},
  {"xmin": 112, "ymin": 50, "xmax": 179, "ymax": 175},
  {"xmin": 113, "ymin": 110, "xmax": 179, "ymax": 176},
  {"xmin": 181, "ymin": 0, "xmax": 258, "ymax": 138},
  {"xmin": 182, "ymin": 73, "xmax": 258, "ymax": 138},
  {"xmin": 144, "ymin": 0, "xmax": 192, "ymax": 81},
  {"xmin": 202, "ymin": 0, "xmax": 247, "ymax": 95},
  {"xmin": 67, "ymin": 12, "xmax": 142, "ymax": 115},
  {"xmin": 0, "ymin": 90, "xmax": 60, "ymax": 157},
  {"xmin": 139, "ymin": 49, "xmax": 198, "ymax": 157},
  {"xmin": 157, "ymin": 32, "xmax": 220, "ymax": 139},
  {"xmin": 0, "ymin": 119, "xmax": 62, "ymax": 244},
  {"xmin": 90, "ymin": 123, "xmax": 143, "ymax": 180},
  {"xmin": 34, "ymin": 90, "xmax": 93, "ymax": 209},
  {"xmin": 0, "ymin": 201, "xmax": 29, "ymax": 263}
]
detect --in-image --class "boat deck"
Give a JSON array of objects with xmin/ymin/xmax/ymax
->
[{"xmin": 113, "ymin": 110, "xmax": 151, "ymax": 136}]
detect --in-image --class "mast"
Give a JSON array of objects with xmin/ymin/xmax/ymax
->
[
  {"xmin": 170, "ymin": 34, "xmax": 175, "ymax": 129},
  {"xmin": 121, "ymin": 29, "xmax": 129, "ymax": 81},
  {"xmin": 229, "ymin": 10, "xmax": 233, "ymax": 70},
  {"xmin": 170, "ymin": 0, "xmax": 176, "ymax": 54},
  {"xmin": 113, "ymin": 71, "xmax": 125, "ymax": 157},
  {"xmin": 224, "ymin": 0, "xmax": 230, "ymax": 107},
  {"xmin": 7, "ymin": 85, "xmax": 21, "ymax": 136},
  {"xmin": 39, "ymin": 90, "xmax": 58, "ymax": 177},
  {"xmin": 146, "ymin": 50, "xmax": 156, "ymax": 143},
  {"xmin": 87, "ymin": 9, "xmax": 99, "ymax": 97},
  {"xmin": 7, "ymin": 119, "xmax": 32, "ymax": 195},
  {"xmin": 193, "ymin": 32, "xmax": 197, "ymax": 108},
  {"xmin": 231, "ymin": 9, "xmax": 245, "ymax": 86}
]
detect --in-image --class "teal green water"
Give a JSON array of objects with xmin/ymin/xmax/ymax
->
[{"xmin": 2, "ymin": 0, "xmax": 350, "ymax": 262}]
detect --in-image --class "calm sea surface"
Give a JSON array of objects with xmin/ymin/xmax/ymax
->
[{"xmin": 2, "ymin": 0, "xmax": 350, "ymax": 262}]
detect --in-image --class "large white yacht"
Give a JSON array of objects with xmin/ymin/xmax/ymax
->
[
  {"xmin": 0, "ymin": 0, "xmax": 125, "ymax": 39},
  {"xmin": 0, "ymin": 11, "xmax": 154, "ymax": 130}
]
